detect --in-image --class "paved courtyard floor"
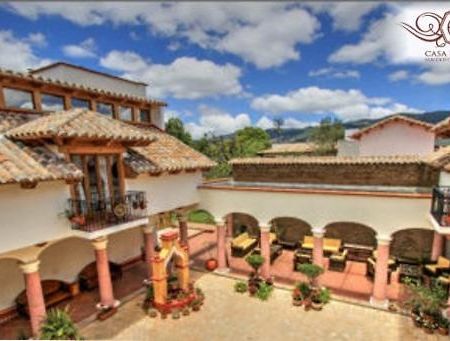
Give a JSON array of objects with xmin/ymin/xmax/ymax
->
[{"xmin": 80, "ymin": 272, "xmax": 445, "ymax": 341}]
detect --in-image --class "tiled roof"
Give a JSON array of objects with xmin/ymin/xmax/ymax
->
[
  {"xmin": 230, "ymin": 155, "xmax": 424, "ymax": 166},
  {"xmin": 0, "ymin": 112, "xmax": 40, "ymax": 133},
  {"xmin": 128, "ymin": 127, "xmax": 216, "ymax": 174},
  {"xmin": 6, "ymin": 109, "xmax": 156, "ymax": 145},
  {"xmin": 351, "ymin": 115, "xmax": 433, "ymax": 140},
  {"xmin": 432, "ymin": 116, "xmax": 450, "ymax": 136},
  {"xmin": 259, "ymin": 143, "xmax": 316, "ymax": 155},
  {"xmin": 0, "ymin": 137, "xmax": 82, "ymax": 184},
  {"xmin": 0, "ymin": 68, "xmax": 165, "ymax": 106}
]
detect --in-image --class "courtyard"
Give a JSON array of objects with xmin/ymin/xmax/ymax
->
[{"xmin": 80, "ymin": 271, "xmax": 445, "ymax": 341}]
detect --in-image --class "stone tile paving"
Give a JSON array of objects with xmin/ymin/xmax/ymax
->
[{"xmin": 81, "ymin": 272, "xmax": 446, "ymax": 341}]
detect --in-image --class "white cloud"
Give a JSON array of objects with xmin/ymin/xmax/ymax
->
[
  {"xmin": 186, "ymin": 105, "xmax": 251, "ymax": 138},
  {"xmin": 0, "ymin": 30, "xmax": 50, "ymax": 70},
  {"xmin": 309, "ymin": 67, "xmax": 360, "ymax": 79},
  {"xmin": 62, "ymin": 38, "xmax": 96, "ymax": 58},
  {"xmin": 256, "ymin": 116, "xmax": 274, "ymax": 130},
  {"xmin": 306, "ymin": 2, "xmax": 380, "ymax": 32},
  {"xmin": 6, "ymin": 2, "xmax": 321, "ymax": 69},
  {"xmin": 25, "ymin": 32, "xmax": 46, "ymax": 47},
  {"xmin": 388, "ymin": 70, "xmax": 409, "ymax": 82},
  {"xmin": 328, "ymin": 3, "xmax": 450, "ymax": 85},
  {"xmin": 251, "ymin": 86, "xmax": 421, "ymax": 121},
  {"xmin": 100, "ymin": 50, "xmax": 243, "ymax": 99}
]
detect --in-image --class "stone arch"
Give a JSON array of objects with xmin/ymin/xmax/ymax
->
[
  {"xmin": 226, "ymin": 212, "xmax": 260, "ymax": 238},
  {"xmin": 270, "ymin": 217, "xmax": 312, "ymax": 248},
  {"xmin": 0, "ymin": 258, "xmax": 24, "ymax": 311},
  {"xmin": 38, "ymin": 237, "xmax": 94, "ymax": 283},
  {"xmin": 390, "ymin": 228, "xmax": 434, "ymax": 263},
  {"xmin": 324, "ymin": 222, "xmax": 377, "ymax": 247}
]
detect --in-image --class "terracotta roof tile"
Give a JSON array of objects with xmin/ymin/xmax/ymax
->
[
  {"xmin": 129, "ymin": 127, "xmax": 216, "ymax": 174},
  {"xmin": 351, "ymin": 115, "xmax": 433, "ymax": 140},
  {"xmin": 6, "ymin": 109, "xmax": 156, "ymax": 145},
  {"xmin": 0, "ymin": 112, "xmax": 40, "ymax": 133},
  {"xmin": 230, "ymin": 155, "xmax": 424, "ymax": 166},
  {"xmin": 432, "ymin": 116, "xmax": 450, "ymax": 136},
  {"xmin": 0, "ymin": 137, "xmax": 82, "ymax": 184}
]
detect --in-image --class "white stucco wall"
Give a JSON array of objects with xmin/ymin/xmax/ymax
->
[
  {"xmin": 439, "ymin": 171, "xmax": 450, "ymax": 186},
  {"xmin": 358, "ymin": 122, "xmax": 435, "ymax": 156},
  {"xmin": 337, "ymin": 140, "xmax": 359, "ymax": 157},
  {"xmin": 0, "ymin": 258, "xmax": 24, "ymax": 310},
  {"xmin": 199, "ymin": 187, "xmax": 433, "ymax": 237},
  {"xmin": 33, "ymin": 65, "xmax": 146, "ymax": 98},
  {"xmin": 0, "ymin": 182, "xmax": 72, "ymax": 255},
  {"xmin": 126, "ymin": 171, "xmax": 203, "ymax": 215}
]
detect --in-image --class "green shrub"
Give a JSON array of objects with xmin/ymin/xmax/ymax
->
[
  {"xmin": 39, "ymin": 307, "xmax": 82, "ymax": 340},
  {"xmin": 234, "ymin": 281, "xmax": 248, "ymax": 293},
  {"xmin": 318, "ymin": 288, "xmax": 331, "ymax": 304},
  {"xmin": 296, "ymin": 282, "xmax": 311, "ymax": 299},
  {"xmin": 145, "ymin": 284, "xmax": 154, "ymax": 301},
  {"xmin": 245, "ymin": 254, "xmax": 265, "ymax": 273},
  {"xmin": 296, "ymin": 263, "xmax": 324, "ymax": 284},
  {"xmin": 256, "ymin": 282, "xmax": 273, "ymax": 301}
]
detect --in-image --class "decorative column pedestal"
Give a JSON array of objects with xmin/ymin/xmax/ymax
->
[
  {"xmin": 431, "ymin": 232, "xmax": 444, "ymax": 261},
  {"xmin": 92, "ymin": 237, "xmax": 119, "ymax": 311},
  {"xmin": 370, "ymin": 236, "xmax": 391, "ymax": 309},
  {"xmin": 20, "ymin": 260, "xmax": 46, "ymax": 337},
  {"xmin": 260, "ymin": 226, "xmax": 271, "ymax": 279},
  {"xmin": 143, "ymin": 224, "xmax": 156, "ymax": 282},
  {"xmin": 215, "ymin": 220, "xmax": 229, "ymax": 273},
  {"xmin": 312, "ymin": 228, "xmax": 325, "ymax": 267}
]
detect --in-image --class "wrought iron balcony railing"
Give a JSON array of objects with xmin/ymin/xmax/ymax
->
[
  {"xmin": 431, "ymin": 187, "xmax": 450, "ymax": 227},
  {"xmin": 67, "ymin": 191, "xmax": 147, "ymax": 232}
]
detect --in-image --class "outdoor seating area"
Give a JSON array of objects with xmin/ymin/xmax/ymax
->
[{"xmin": 231, "ymin": 232, "xmax": 258, "ymax": 257}]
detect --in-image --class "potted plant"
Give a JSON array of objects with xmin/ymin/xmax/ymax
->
[
  {"xmin": 182, "ymin": 307, "xmax": 190, "ymax": 316},
  {"xmin": 148, "ymin": 308, "xmax": 158, "ymax": 318},
  {"xmin": 205, "ymin": 258, "xmax": 218, "ymax": 271},
  {"xmin": 143, "ymin": 284, "xmax": 154, "ymax": 310},
  {"xmin": 195, "ymin": 287, "xmax": 205, "ymax": 304},
  {"xmin": 438, "ymin": 315, "xmax": 449, "ymax": 336},
  {"xmin": 234, "ymin": 281, "xmax": 248, "ymax": 294},
  {"xmin": 191, "ymin": 298, "xmax": 201, "ymax": 311},
  {"xmin": 296, "ymin": 263, "xmax": 324, "ymax": 288},
  {"xmin": 245, "ymin": 254, "xmax": 265, "ymax": 278},
  {"xmin": 172, "ymin": 309, "xmax": 181, "ymax": 320},
  {"xmin": 39, "ymin": 307, "xmax": 82, "ymax": 340},
  {"xmin": 292, "ymin": 288, "xmax": 303, "ymax": 306},
  {"xmin": 255, "ymin": 282, "xmax": 273, "ymax": 301},
  {"xmin": 311, "ymin": 287, "xmax": 330, "ymax": 311}
]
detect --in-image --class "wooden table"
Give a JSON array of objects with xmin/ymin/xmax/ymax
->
[{"xmin": 343, "ymin": 243, "xmax": 374, "ymax": 262}]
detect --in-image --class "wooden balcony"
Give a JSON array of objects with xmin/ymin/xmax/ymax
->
[
  {"xmin": 431, "ymin": 187, "xmax": 450, "ymax": 227},
  {"xmin": 67, "ymin": 191, "xmax": 147, "ymax": 232}
]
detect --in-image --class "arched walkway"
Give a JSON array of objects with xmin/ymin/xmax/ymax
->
[
  {"xmin": 229, "ymin": 212, "xmax": 260, "ymax": 238},
  {"xmin": 271, "ymin": 217, "xmax": 312, "ymax": 249},
  {"xmin": 390, "ymin": 228, "xmax": 434, "ymax": 263},
  {"xmin": 324, "ymin": 222, "xmax": 377, "ymax": 247}
]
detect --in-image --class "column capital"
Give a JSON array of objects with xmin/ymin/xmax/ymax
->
[
  {"xmin": 216, "ymin": 218, "xmax": 225, "ymax": 226},
  {"xmin": 176, "ymin": 210, "xmax": 188, "ymax": 223},
  {"xmin": 260, "ymin": 225, "xmax": 271, "ymax": 233},
  {"xmin": 20, "ymin": 259, "xmax": 40, "ymax": 274},
  {"xmin": 312, "ymin": 228, "xmax": 325, "ymax": 238},
  {"xmin": 143, "ymin": 224, "xmax": 155, "ymax": 234},
  {"xmin": 92, "ymin": 236, "xmax": 108, "ymax": 250},
  {"xmin": 376, "ymin": 235, "xmax": 391, "ymax": 246}
]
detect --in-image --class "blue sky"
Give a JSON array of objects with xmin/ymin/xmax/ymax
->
[{"xmin": 0, "ymin": 2, "xmax": 449, "ymax": 138}]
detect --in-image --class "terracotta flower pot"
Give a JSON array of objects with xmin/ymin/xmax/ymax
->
[
  {"xmin": 71, "ymin": 215, "xmax": 86, "ymax": 226},
  {"xmin": 311, "ymin": 300, "xmax": 323, "ymax": 311},
  {"xmin": 423, "ymin": 327, "xmax": 434, "ymax": 335},
  {"xmin": 248, "ymin": 285, "xmax": 257, "ymax": 296},
  {"xmin": 205, "ymin": 258, "xmax": 218, "ymax": 271},
  {"xmin": 292, "ymin": 299, "xmax": 303, "ymax": 307},
  {"xmin": 438, "ymin": 327, "xmax": 449, "ymax": 336}
]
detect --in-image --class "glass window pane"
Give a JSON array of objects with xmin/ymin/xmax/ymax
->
[
  {"xmin": 71, "ymin": 97, "xmax": 90, "ymax": 109},
  {"xmin": 119, "ymin": 106, "xmax": 133, "ymax": 121},
  {"xmin": 41, "ymin": 93, "xmax": 64, "ymax": 111},
  {"xmin": 4, "ymin": 87, "xmax": 34, "ymax": 109},
  {"xmin": 139, "ymin": 109, "xmax": 151, "ymax": 123},
  {"xmin": 97, "ymin": 102, "xmax": 113, "ymax": 117}
]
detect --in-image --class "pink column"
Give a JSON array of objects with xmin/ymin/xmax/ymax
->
[
  {"xmin": 371, "ymin": 237, "xmax": 391, "ymax": 308},
  {"xmin": 143, "ymin": 225, "xmax": 155, "ymax": 280},
  {"xmin": 226, "ymin": 214, "xmax": 233, "ymax": 237},
  {"xmin": 312, "ymin": 229, "xmax": 324, "ymax": 266},
  {"xmin": 92, "ymin": 237, "xmax": 116, "ymax": 308},
  {"xmin": 260, "ymin": 227, "xmax": 271, "ymax": 279},
  {"xmin": 20, "ymin": 260, "xmax": 46, "ymax": 337},
  {"xmin": 216, "ymin": 221, "xmax": 227, "ymax": 272},
  {"xmin": 431, "ymin": 232, "xmax": 444, "ymax": 261},
  {"xmin": 177, "ymin": 212, "xmax": 189, "ymax": 247}
]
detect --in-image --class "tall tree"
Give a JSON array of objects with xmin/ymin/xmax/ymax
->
[
  {"xmin": 310, "ymin": 117, "xmax": 344, "ymax": 155},
  {"xmin": 165, "ymin": 117, "xmax": 193, "ymax": 146},
  {"xmin": 272, "ymin": 117, "xmax": 284, "ymax": 141},
  {"xmin": 234, "ymin": 126, "xmax": 271, "ymax": 157}
]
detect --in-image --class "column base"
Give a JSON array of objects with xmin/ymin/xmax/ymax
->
[
  {"xmin": 214, "ymin": 267, "xmax": 230, "ymax": 274},
  {"xmin": 96, "ymin": 299, "xmax": 120, "ymax": 311},
  {"xmin": 369, "ymin": 296, "xmax": 389, "ymax": 309}
]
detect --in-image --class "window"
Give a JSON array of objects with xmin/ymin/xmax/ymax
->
[
  {"xmin": 71, "ymin": 97, "xmax": 90, "ymax": 109},
  {"xmin": 139, "ymin": 109, "xmax": 151, "ymax": 123},
  {"xmin": 97, "ymin": 102, "xmax": 113, "ymax": 117},
  {"xmin": 41, "ymin": 93, "xmax": 64, "ymax": 111},
  {"xmin": 119, "ymin": 106, "xmax": 133, "ymax": 121},
  {"xmin": 4, "ymin": 87, "xmax": 34, "ymax": 109}
]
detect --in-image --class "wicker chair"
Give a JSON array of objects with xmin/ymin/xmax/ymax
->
[
  {"xmin": 424, "ymin": 256, "xmax": 450, "ymax": 277},
  {"xmin": 329, "ymin": 249, "xmax": 348, "ymax": 272}
]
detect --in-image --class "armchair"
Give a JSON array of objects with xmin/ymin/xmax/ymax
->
[
  {"xmin": 329, "ymin": 249, "xmax": 348, "ymax": 272},
  {"xmin": 231, "ymin": 232, "xmax": 257, "ymax": 257},
  {"xmin": 424, "ymin": 256, "xmax": 450, "ymax": 277}
]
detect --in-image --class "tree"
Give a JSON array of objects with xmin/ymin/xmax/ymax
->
[
  {"xmin": 234, "ymin": 127, "xmax": 271, "ymax": 157},
  {"xmin": 272, "ymin": 117, "xmax": 284, "ymax": 141},
  {"xmin": 165, "ymin": 117, "xmax": 193, "ymax": 146},
  {"xmin": 310, "ymin": 117, "xmax": 344, "ymax": 155}
]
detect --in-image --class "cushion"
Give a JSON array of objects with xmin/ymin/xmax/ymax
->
[
  {"xmin": 425, "ymin": 264, "xmax": 439, "ymax": 273},
  {"xmin": 269, "ymin": 233, "xmax": 277, "ymax": 244},
  {"xmin": 438, "ymin": 276, "xmax": 450, "ymax": 284},
  {"xmin": 437, "ymin": 256, "xmax": 450, "ymax": 268}
]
